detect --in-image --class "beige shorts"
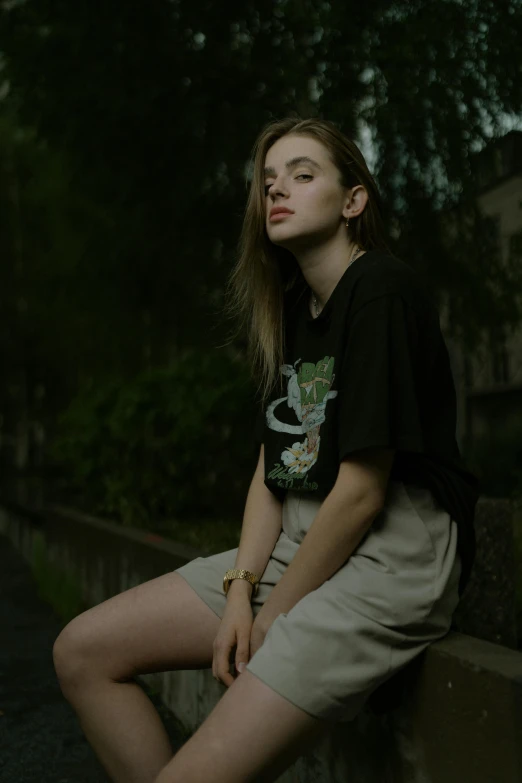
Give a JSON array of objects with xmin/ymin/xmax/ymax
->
[{"xmin": 175, "ymin": 480, "xmax": 461, "ymax": 723}]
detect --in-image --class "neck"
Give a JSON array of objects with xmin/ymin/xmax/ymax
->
[{"xmin": 309, "ymin": 243, "xmax": 364, "ymax": 314}]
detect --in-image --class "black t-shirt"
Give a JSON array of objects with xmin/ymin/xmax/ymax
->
[{"xmin": 254, "ymin": 249, "xmax": 481, "ymax": 598}]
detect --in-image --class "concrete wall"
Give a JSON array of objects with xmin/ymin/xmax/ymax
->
[{"xmin": 1, "ymin": 499, "xmax": 521, "ymax": 783}]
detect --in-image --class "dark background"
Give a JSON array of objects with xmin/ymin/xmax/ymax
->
[{"xmin": 1, "ymin": 0, "xmax": 521, "ymax": 536}]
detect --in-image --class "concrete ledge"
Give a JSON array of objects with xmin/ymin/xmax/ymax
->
[{"xmin": 1, "ymin": 498, "xmax": 521, "ymax": 782}]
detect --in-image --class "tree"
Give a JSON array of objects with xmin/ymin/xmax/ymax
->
[{"xmin": 0, "ymin": 0, "xmax": 521, "ymax": 473}]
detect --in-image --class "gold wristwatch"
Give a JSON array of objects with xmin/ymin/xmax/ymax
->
[{"xmin": 223, "ymin": 568, "xmax": 260, "ymax": 598}]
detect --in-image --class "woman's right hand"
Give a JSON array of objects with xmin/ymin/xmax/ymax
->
[{"xmin": 212, "ymin": 594, "xmax": 254, "ymax": 688}]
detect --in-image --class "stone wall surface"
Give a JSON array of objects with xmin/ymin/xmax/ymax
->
[{"xmin": 1, "ymin": 495, "xmax": 521, "ymax": 782}]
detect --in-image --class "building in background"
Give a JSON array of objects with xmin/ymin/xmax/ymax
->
[{"xmin": 440, "ymin": 130, "xmax": 522, "ymax": 453}]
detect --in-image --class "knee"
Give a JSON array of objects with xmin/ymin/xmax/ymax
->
[{"xmin": 53, "ymin": 615, "xmax": 94, "ymax": 692}]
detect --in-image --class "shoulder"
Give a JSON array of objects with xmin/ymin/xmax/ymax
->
[{"xmin": 351, "ymin": 250, "xmax": 437, "ymax": 319}]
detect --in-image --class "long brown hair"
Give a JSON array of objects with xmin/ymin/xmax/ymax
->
[{"xmin": 222, "ymin": 115, "xmax": 394, "ymax": 407}]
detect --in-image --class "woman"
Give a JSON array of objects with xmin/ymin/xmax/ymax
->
[{"xmin": 53, "ymin": 116, "xmax": 480, "ymax": 783}]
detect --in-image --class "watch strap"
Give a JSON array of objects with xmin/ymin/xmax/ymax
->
[{"xmin": 223, "ymin": 568, "xmax": 260, "ymax": 597}]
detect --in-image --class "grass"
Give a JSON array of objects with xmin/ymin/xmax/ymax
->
[
  {"xmin": 27, "ymin": 527, "xmax": 201, "ymax": 745},
  {"xmin": 58, "ymin": 487, "xmax": 244, "ymax": 557},
  {"xmin": 30, "ymin": 530, "xmax": 90, "ymax": 627},
  {"xmin": 149, "ymin": 514, "xmax": 242, "ymax": 555},
  {"xmin": 27, "ymin": 515, "xmax": 242, "ymax": 630}
]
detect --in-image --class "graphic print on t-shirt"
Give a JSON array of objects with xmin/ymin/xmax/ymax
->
[{"xmin": 266, "ymin": 354, "xmax": 337, "ymax": 491}]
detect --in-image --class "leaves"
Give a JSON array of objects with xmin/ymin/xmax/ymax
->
[
  {"xmin": 49, "ymin": 352, "xmax": 257, "ymax": 526},
  {"xmin": 0, "ymin": 0, "xmax": 521, "ymax": 479}
]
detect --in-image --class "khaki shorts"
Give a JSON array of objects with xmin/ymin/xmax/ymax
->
[{"xmin": 175, "ymin": 480, "xmax": 461, "ymax": 723}]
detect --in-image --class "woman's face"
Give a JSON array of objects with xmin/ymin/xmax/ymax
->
[{"xmin": 264, "ymin": 134, "xmax": 359, "ymax": 252}]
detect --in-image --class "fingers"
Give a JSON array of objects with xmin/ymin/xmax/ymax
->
[
  {"xmin": 212, "ymin": 642, "xmax": 235, "ymax": 688},
  {"xmin": 213, "ymin": 639, "xmax": 250, "ymax": 687},
  {"xmin": 235, "ymin": 635, "xmax": 250, "ymax": 675}
]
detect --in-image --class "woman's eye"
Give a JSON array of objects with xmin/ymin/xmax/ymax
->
[{"xmin": 264, "ymin": 174, "xmax": 312, "ymax": 195}]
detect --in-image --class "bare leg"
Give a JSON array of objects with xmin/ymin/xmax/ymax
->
[
  {"xmin": 154, "ymin": 668, "xmax": 330, "ymax": 783},
  {"xmin": 53, "ymin": 572, "xmax": 221, "ymax": 783},
  {"xmin": 61, "ymin": 675, "xmax": 173, "ymax": 783}
]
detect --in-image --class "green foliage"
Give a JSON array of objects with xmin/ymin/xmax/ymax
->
[
  {"xmin": 2, "ymin": 0, "xmax": 522, "ymax": 375},
  {"xmin": 1, "ymin": 0, "xmax": 522, "ymax": 503},
  {"xmin": 31, "ymin": 531, "xmax": 89, "ymax": 627},
  {"xmin": 48, "ymin": 350, "xmax": 257, "ymax": 527}
]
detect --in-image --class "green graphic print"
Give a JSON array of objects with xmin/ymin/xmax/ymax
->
[{"xmin": 266, "ymin": 355, "xmax": 338, "ymax": 492}]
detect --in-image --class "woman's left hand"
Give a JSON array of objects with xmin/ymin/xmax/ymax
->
[
  {"xmin": 237, "ymin": 592, "xmax": 295, "ymax": 675},
  {"xmin": 248, "ymin": 611, "xmax": 270, "ymax": 659},
  {"xmin": 247, "ymin": 604, "xmax": 281, "ymax": 660}
]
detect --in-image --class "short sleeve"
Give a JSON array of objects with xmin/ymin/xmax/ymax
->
[{"xmin": 337, "ymin": 293, "xmax": 424, "ymax": 462}]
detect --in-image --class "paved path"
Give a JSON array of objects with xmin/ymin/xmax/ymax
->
[{"xmin": 0, "ymin": 534, "xmax": 185, "ymax": 782}]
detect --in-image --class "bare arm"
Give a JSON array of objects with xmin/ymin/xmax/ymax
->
[
  {"xmin": 227, "ymin": 444, "xmax": 283, "ymax": 601},
  {"xmin": 258, "ymin": 448, "xmax": 396, "ymax": 619}
]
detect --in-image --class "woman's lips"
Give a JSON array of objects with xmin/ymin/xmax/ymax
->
[{"xmin": 269, "ymin": 212, "xmax": 292, "ymax": 221}]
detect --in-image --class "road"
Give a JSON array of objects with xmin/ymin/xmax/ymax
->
[{"xmin": 0, "ymin": 533, "xmax": 186, "ymax": 782}]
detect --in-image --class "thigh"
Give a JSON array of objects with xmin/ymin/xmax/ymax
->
[
  {"xmin": 245, "ymin": 482, "xmax": 461, "ymax": 724},
  {"xmin": 246, "ymin": 532, "xmax": 461, "ymax": 725},
  {"xmin": 53, "ymin": 571, "xmax": 221, "ymax": 685}
]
